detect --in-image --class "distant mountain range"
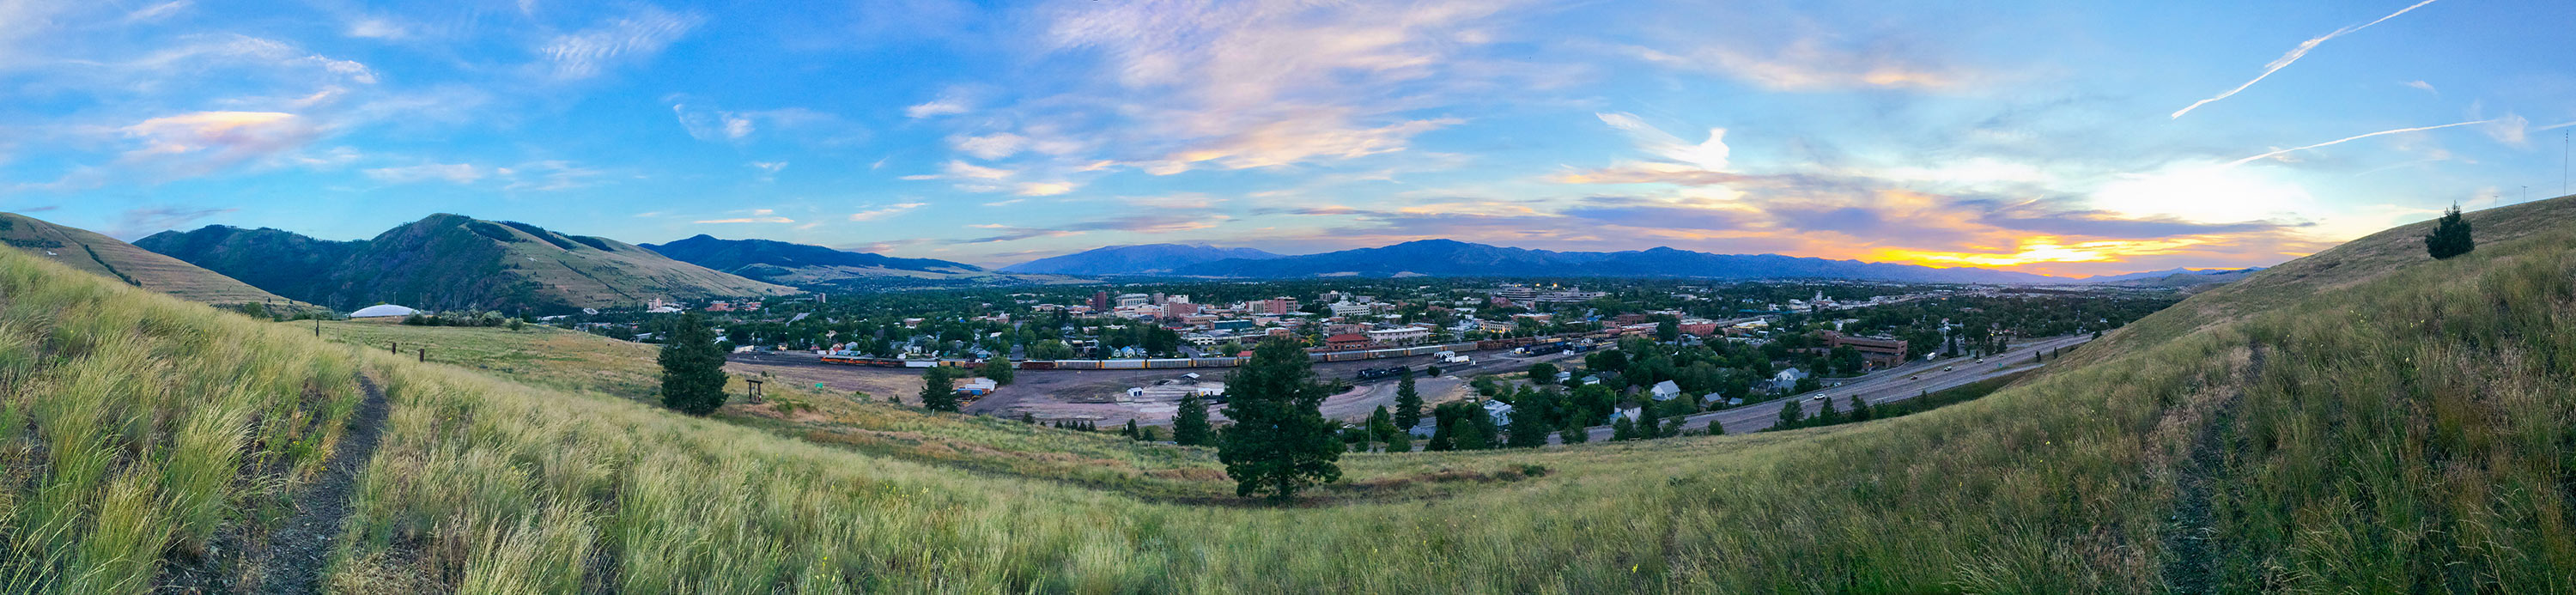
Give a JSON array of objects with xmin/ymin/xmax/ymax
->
[
  {"xmin": 137, "ymin": 214, "xmax": 795, "ymax": 314},
  {"xmin": 1024, "ymin": 239, "xmax": 2058, "ymax": 283},
  {"xmin": 640, "ymin": 234, "xmax": 1086, "ymax": 290},
  {"xmin": 999, "ymin": 244, "xmax": 1285, "ymax": 275},
  {"xmin": 1, "ymin": 212, "xmax": 309, "ymax": 310}
]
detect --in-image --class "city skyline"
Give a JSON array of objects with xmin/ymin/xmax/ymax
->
[{"xmin": 3, "ymin": 0, "xmax": 2572, "ymax": 275}]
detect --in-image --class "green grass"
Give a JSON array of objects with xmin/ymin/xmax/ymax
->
[
  {"xmin": 0, "ymin": 246, "xmax": 360, "ymax": 593},
  {"xmin": 11, "ymin": 197, "xmax": 2576, "ymax": 592}
]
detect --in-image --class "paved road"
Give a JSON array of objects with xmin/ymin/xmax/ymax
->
[{"xmin": 1565, "ymin": 334, "xmax": 2093, "ymax": 442}]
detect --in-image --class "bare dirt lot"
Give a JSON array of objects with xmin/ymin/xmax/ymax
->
[{"xmin": 723, "ymin": 350, "xmax": 1558, "ymax": 426}]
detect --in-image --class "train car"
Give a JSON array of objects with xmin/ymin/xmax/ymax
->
[
  {"xmin": 1056, "ymin": 360, "xmax": 1103, "ymax": 370},
  {"xmin": 1018, "ymin": 360, "xmax": 1059, "ymax": 370},
  {"xmin": 1324, "ymin": 351, "xmax": 1370, "ymax": 362},
  {"xmin": 1145, "ymin": 358, "xmax": 1192, "ymax": 369},
  {"xmin": 902, "ymin": 360, "xmax": 936, "ymax": 368},
  {"xmin": 1190, "ymin": 357, "xmax": 1243, "ymax": 367},
  {"xmin": 1101, "ymin": 359, "xmax": 1146, "ymax": 370}
]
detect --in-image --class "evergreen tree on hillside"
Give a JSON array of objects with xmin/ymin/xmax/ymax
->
[
  {"xmin": 1218, "ymin": 339, "xmax": 1343, "ymax": 501},
  {"xmin": 920, "ymin": 367, "xmax": 959, "ymax": 412},
  {"xmin": 1637, "ymin": 402, "xmax": 1663, "ymax": 440},
  {"xmin": 2425, "ymin": 203, "xmax": 2475, "ymax": 259},
  {"xmin": 658, "ymin": 313, "xmax": 729, "ymax": 416},
  {"xmin": 1123, "ymin": 419, "xmax": 1140, "ymax": 439},
  {"xmin": 1848, "ymin": 395, "xmax": 1874, "ymax": 422},
  {"xmin": 1393, "ymin": 370, "xmax": 1423, "ymax": 433},
  {"xmin": 1611, "ymin": 416, "xmax": 1637, "ymax": 440},
  {"xmin": 1777, "ymin": 399, "xmax": 1804, "ymax": 428},
  {"xmin": 1174, "ymin": 394, "xmax": 1213, "ymax": 446},
  {"xmin": 1506, "ymin": 399, "xmax": 1551, "ymax": 447}
]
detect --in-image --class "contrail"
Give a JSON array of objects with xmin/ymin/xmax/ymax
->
[
  {"xmin": 2172, "ymin": 0, "xmax": 2441, "ymax": 119},
  {"xmin": 2228, "ymin": 119, "xmax": 2488, "ymax": 166},
  {"xmin": 2541, "ymin": 120, "xmax": 2576, "ymax": 131}
]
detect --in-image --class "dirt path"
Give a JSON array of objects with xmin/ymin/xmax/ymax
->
[
  {"xmin": 251, "ymin": 373, "xmax": 392, "ymax": 594},
  {"xmin": 2160, "ymin": 343, "xmax": 2263, "ymax": 594}
]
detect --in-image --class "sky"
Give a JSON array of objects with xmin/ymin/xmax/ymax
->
[{"xmin": 3, "ymin": 0, "xmax": 2572, "ymax": 276}]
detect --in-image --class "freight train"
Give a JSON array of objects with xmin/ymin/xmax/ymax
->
[{"xmin": 814, "ymin": 335, "xmax": 1565, "ymax": 371}]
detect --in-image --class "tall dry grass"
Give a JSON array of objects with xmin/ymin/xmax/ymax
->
[{"xmin": 0, "ymin": 249, "xmax": 359, "ymax": 594}]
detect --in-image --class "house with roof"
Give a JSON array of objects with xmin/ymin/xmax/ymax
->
[
  {"xmin": 1767, "ymin": 367, "xmax": 1809, "ymax": 392},
  {"xmin": 1482, "ymin": 399, "xmax": 1515, "ymax": 427},
  {"xmin": 1649, "ymin": 380, "xmax": 1683, "ymax": 401}
]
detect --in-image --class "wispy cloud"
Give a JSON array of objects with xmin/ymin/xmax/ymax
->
[
  {"xmin": 2172, "ymin": 0, "xmax": 2440, "ymax": 119},
  {"xmin": 1622, "ymin": 39, "xmax": 1962, "ymax": 92},
  {"xmin": 540, "ymin": 4, "xmax": 701, "ymax": 80},
  {"xmin": 108, "ymin": 205, "xmax": 236, "ymax": 239},
  {"xmin": 2227, "ymin": 119, "xmax": 2489, "ymax": 166},
  {"xmin": 364, "ymin": 162, "xmax": 483, "ymax": 184},
  {"xmin": 848, "ymin": 203, "xmax": 925, "ymax": 222},
  {"xmin": 696, "ymin": 209, "xmax": 793, "ymax": 224},
  {"xmin": 2402, "ymin": 80, "xmax": 2437, "ymax": 94},
  {"xmin": 905, "ymin": 96, "xmax": 970, "ymax": 118}
]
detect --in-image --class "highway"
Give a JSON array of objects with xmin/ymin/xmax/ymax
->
[{"xmin": 1564, "ymin": 334, "xmax": 2093, "ymax": 442}]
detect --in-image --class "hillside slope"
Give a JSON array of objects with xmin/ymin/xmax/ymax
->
[
  {"xmin": 0, "ymin": 212, "xmax": 301, "ymax": 308},
  {"xmin": 138, "ymin": 215, "xmax": 795, "ymax": 313},
  {"xmin": 12, "ymin": 196, "xmax": 2576, "ymax": 593}
]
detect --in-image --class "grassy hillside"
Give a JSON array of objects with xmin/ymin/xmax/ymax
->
[
  {"xmin": 9, "ymin": 197, "xmax": 2576, "ymax": 592},
  {"xmin": 137, "ymin": 214, "xmax": 797, "ymax": 314},
  {"xmin": 0, "ymin": 212, "xmax": 301, "ymax": 309},
  {"xmin": 0, "ymin": 244, "xmax": 362, "ymax": 592}
]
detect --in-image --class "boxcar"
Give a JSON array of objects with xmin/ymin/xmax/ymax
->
[{"xmin": 1102, "ymin": 359, "xmax": 1146, "ymax": 370}]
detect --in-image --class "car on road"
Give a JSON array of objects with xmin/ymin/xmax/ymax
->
[
  {"xmin": 1942, "ymin": 366, "xmax": 1954, "ymax": 371},
  {"xmin": 1909, "ymin": 375, "xmax": 1918, "ymax": 380},
  {"xmin": 1809, "ymin": 394, "xmax": 1829, "ymax": 401}
]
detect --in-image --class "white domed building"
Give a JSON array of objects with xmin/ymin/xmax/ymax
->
[{"xmin": 348, "ymin": 304, "xmax": 419, "ymax": 319}]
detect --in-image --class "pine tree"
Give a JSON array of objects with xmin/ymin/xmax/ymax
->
[
  {"xmin": 1020, "ymin": 412, "xmax": 1036, "ymax": 424},
  {"xmin": 1611, "ymin": 416, "xmax": 1637, "ymax": 440},
  {"xmin": 1777, "ymin": 399, "xmax": 1804, "ymax": 428},
  {"xmin": 1506, "ymin": 398, "xmax": 1551, "ymax": 447},
  {"xmin": 1848, "ymin": 395, "xmax": 1873, "ymax": 422},
  {"xmin": 658, "ymin": 313, "xmax": 729, "ymax": 416},
  {"xmin": 919, "ymin": 367, "xmax": 959, "ymax": 412},
  {"xmin": 1459, "ymin": 404, "xmax": 1497, "ymax": 450},
  {"xmin": 1217, "ymin": 338, "xmax": 1343, "ymax": 501},
  {"xmin": 1814, "ymin": 398, "xmax": 1841, "ymax": 426},
  {"xmin": 1393, "ymin": 370, "xmax": 1423, "ymax": 433},
  {"xmin": 1706, "ymin": 421, "xmax": 1725, "ymax": 436},
  {"xmin": 1174, "ymin": 393, "xmax": 1213, "ymax": 446},
  {"xmin": 1123, "ymin": 419, "xmax": 1140, "ymax": 439},
  {"xmin": 2424, "ymin": 203, "xmax": 2475, "ymax": 259},
  {"xmin": 1637, "ymin": 402, "xmax": 1662, "ymax": 439}
]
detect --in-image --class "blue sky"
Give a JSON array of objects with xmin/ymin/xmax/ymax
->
[{"xmin": 3, "ymin": 0, "xmax": 2571, "ymax": 276}]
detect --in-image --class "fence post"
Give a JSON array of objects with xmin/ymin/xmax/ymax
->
[{"xmin": 418, "ymin": 349, "xmax": 427, "ymax": 363}]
